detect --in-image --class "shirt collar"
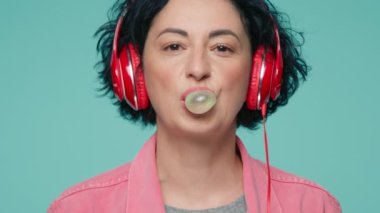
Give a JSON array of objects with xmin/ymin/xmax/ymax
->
[{"xmin": 125, "ymin": 134, "xmax": 280, "ymax": 213}]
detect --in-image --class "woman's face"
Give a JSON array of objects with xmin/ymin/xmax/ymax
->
[{"xmin": 143, "ymin": 0, "xmax": 252, "ymax": 136}]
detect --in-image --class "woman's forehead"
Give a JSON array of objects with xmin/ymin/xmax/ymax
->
[{"xmin": 149, "ymin": 0, "xmax": 245, "ymax": 35}]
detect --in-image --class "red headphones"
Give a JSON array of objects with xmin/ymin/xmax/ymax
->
[
  {"xmin": 110, "ymin": 15, "xmax": 149, "ymax": 111},
  {"xmin": 110, "ymin": 13, "xmax": 283, "ymax": 111}
]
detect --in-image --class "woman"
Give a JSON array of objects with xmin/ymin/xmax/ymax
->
[{"xmin": 48, "ymin": 0, "xmax": 341, "ymax": 212}]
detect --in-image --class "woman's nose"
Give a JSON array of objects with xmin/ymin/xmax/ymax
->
[{"xmin": 185, "ymin": 50, "xmax": 211, "ymax": 81}]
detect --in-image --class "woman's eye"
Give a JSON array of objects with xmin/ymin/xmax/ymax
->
[
  {"xmin": 164, "ymin": 43, "xmax": 182, "ymax": 51},
  {"xmin": 216, "ymin": 44, "xmax": 230, "ymax": 52},
  {"xmin": 213, "ymin": 44, "xmax": 234, "ymax": 55}
]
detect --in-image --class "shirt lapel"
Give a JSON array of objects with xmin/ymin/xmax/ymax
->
[
  {"xmin": 125, "ymin": 134, "xmax": 166, "ymax": 213},
  {"xmin": 237, "ymin": 136, "xmax": 282, "ymax": 213}
]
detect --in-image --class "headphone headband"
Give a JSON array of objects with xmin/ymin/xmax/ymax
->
[{"xmin": 271, "ymin": 24, "xmax": 283, "ymax": 100}]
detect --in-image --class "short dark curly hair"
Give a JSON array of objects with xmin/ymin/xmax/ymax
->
[{"xmin": 94, "ymin": 0, "xmax": 309, "ymax": 129}]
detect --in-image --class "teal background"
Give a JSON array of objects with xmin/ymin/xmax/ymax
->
[{"xmin": 0, "ymin": 0, "xmax": 378, "ymax": 212}]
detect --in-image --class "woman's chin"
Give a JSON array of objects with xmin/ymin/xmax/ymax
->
[{"xmin": 172, "ymin": 116, "xmax": 233, "ymax": 139}]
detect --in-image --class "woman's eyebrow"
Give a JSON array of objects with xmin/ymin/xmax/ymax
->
[
  {"xmin": 209, "ymin": 29, "xmax": 240, "ymax": 42},
  {"xmin": 157, "ymin": 28, "xmax": 188, "ymax": 38},
  {"xmin": 156, "ymin": 28, "xmax": 240, "ymax": 42}
]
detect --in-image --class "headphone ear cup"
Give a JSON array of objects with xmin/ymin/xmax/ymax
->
[
  {"xmin": 135, "ymin": 68, "xmax": 149, "ymax": 109},
  {"xmin": 246, "ymin": 46, "xmax": 264, "ymax": 110},
  {"xmin": 127, "ymin": 44, "xmax": 149, "ymax": 110},
  {"xmin": 119, "ymin": 45, "xmax": 137, "ymax": 109},
  {"xmin": 246, "ymin": 46, "xmax": 275, "ymax": 110},
  {"xmin": 270, "ymin": 45, "xmax": 283, "ymax": 100},
  {"xmin": 110, "ymin": 14, "xmax": 149, "ymax": 110}
]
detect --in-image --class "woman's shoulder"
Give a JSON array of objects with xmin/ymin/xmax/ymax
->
[
  {"xmin": 48, "ymin": 162, "xmax": 132, "ymax": 212},
  {"xmin": 249, "ymin": 157, "xmax": 342, "ymax": 212}
]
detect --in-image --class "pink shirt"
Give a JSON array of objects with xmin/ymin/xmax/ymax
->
[{"xmin": 48, "ymin": 135, "xmax": 341, "ymax": 212}]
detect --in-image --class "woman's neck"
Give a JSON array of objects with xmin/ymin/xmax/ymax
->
[{"xmin": 155, "ymin": 124, "xmax": 243, "ymax": 210}]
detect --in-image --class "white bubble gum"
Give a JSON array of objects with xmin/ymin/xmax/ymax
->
[{"xmin": 184, "ymin": 90, "xmax": 216, "ymax": 114}]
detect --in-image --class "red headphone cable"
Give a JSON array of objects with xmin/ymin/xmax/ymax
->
[{"xmin": 261, "ymin": 104, "xmax": 271, "ymax": 213}]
